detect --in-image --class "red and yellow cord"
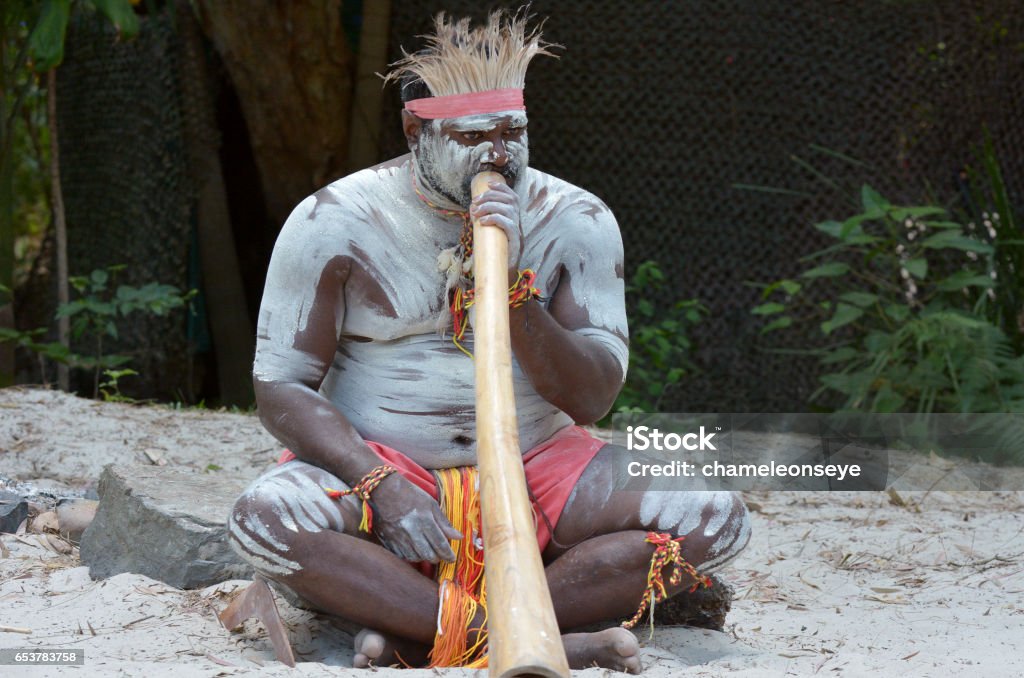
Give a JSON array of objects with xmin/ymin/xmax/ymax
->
[
  {"xmin": 322, "ymin": 465, "xmax": 397, "ymax": 533},
  {"xmin": 622, "ymin": 532, "xmax": 713, "ymax": 633}
]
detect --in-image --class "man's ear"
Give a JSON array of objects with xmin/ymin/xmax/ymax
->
[{"xmin": 402, "ymin": 110, "xmax": 423, "ymax": 149}]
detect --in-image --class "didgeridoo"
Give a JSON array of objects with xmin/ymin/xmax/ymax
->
[{"xmin": 470, "ymin": 171, "xmax": 571, "ymax": 678}]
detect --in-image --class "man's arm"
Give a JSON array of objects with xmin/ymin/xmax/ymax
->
[{"xmin": 253, "ymin": 197, "xmax": 460, "ymax": 562}]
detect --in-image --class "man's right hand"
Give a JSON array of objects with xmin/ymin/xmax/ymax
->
[{"xmin": 369, "ymin": 473, "xmax": 462, "ymax": 563}]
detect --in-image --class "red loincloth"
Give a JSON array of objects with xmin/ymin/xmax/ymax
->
[{"xmin": 277, "ymin": 425, "xmax": 605, "ymax": 552}]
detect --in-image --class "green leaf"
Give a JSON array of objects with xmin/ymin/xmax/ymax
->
[
  {"xmin": 27, "ymin": 0, "xmax": 71, "ymax": 71},
  {"xmin": 926, "ymin": 311, "xmax": 987, "ymax": 330},
  {"xmin": 936, "ymin": 271, "xmax": 995, "ymax": 291},
  {"xmin": 860, "ymin": 185, "xmax": 889, "ymax": 215},
  {"xmin": 752, "ymin": 302, "xmax": 786, "ymax": 316},
  {"xmin": 821, "ymin": 346, "xmax": 860, "ymax": 364},
  {"xmin": 761, "ymin": 316, "xmax": 793, "ymax": 333},
  {"xmin": 821, "ymin": 303, "xmax": 863, "ymax": 335},
  {"xmin": 872, "ymin": 384, "xmax": 907, "ymax": 413},
  {"xmin": 55, "ymin": 299, "xmax": 86, "ymax": 318},
  {"xmin": 884, "ymin": 304, "xmax": 910, "ymax": 322},
  {"xmin": 814, "ymin": 220, "xmax": 845, "ymax": 239},
  {"xmin": 90, "ymin": 0, "xmax": 140, "ymax": 37},
  {"xmin": 761, "ymin": 279, "xmax": 802, "ymax": 298},
  {"xmin": 91, "ymin": 268, "xmax": 109, "ymax": 289},
  {"xmin": 905, "ymin": 258, "xmax": 928, "ymax": 279},
  {"xmin": 889, "ymin": 206, "xmax": 947, "ymax": 221},
  {"xmin": 920, "ymin": 231, "xmax": 994, "ymax": 254},
  {"xmin": 838, "ymin": 292, "xmax": 878, "ymax": 308},
  {"xmin": 801, "ymin": 262, "xmax": 850, "ymax": 279}
]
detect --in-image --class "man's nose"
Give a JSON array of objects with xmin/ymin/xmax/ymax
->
[{"xmin": 488, "ymin": 137, "xmax": 509, "ymax": 166}]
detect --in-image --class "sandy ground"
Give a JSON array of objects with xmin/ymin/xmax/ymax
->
[{"xmin": 1, "ymin": 386, "xmax": 1023, "ymax": 677}]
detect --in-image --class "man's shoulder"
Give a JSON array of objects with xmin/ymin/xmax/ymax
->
[
  {"xmin": 521, "ymin": 168, "xmax": 618, "ymax": 231},
  {"xmin": 296, "ymin": 155, "xmax": 410, "ymax": 220},
  {"xmin": 522, "ymin": 168, "xmax": 603, "ymax": 204}
]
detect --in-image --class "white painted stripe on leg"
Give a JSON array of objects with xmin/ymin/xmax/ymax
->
[{"xmin": 228, "ymin": 520, "xmax": 301, "ymax": 575}]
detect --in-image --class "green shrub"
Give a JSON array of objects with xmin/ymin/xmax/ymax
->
[
  {"xmin": 756, "ymin": 184, "xmax": 1023, "ymax": 415},
  {"xmin": 609, "ymin": 260, "xmax": 706, "ymax": 418},
  {"xmin": 0, "ymin": 265, "xmax": 194, "ymax": 398}
]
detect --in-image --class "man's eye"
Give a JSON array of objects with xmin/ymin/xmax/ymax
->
[
  {"xmin": 503, "ymin": 127, "xmax": 524, "ymax": 137},
  {"xmin": 462, "ymin": 132, "xmax": 482, "ymax": 141}
]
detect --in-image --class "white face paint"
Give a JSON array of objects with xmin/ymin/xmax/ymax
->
[{"xmin": 412, "ymin": 110, "xmax": 530, "ymax": 207}]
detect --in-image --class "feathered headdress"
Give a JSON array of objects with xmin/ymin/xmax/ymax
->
[{"xmin": 383, "ymin": 8, "xmax": 558, "ymax": 119}]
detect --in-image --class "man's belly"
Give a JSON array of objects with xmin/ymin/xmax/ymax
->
[{"xmin": 319, "ymin": 334, "xmax": 573, "ymax": 468}]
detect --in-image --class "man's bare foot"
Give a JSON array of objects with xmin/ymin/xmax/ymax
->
[
  {"xmin": 562, "ymin": 627, "xmax": 642, "ymax": 674},
  {"xmin": 351, "ymin": 628, "xmax": 428, "ymax": 668},
  {"xmin": 354, "ymin": 626, "xmax": 641, "ymax": 673}
]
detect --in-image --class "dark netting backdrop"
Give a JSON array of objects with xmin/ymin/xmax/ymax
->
[
  {"xmin": 58, "ymin": 9, "xmax": 192, "ymax": 398},
  {"xmin": 380, "ymin": 0, "xmax": 1023, "ymax": 412}
]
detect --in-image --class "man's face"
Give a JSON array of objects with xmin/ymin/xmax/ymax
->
[{"xmin": 412, "ymin": 111, "xmax": 529, "ymax": 207}]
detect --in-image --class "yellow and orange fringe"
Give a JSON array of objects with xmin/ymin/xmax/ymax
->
[{"xmin": 427, "ymin": 467, "xmax": 488, "ymax": 668}]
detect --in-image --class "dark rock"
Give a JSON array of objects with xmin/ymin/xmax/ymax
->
[
  {"xmin": 613, "ymin": 574, "xmax": 734, "ymax": 631},
  {"xmin": 80, "ymin": 465, "xmax": 253, "ymax": 588},
  {"xmin": 0, "ymin": 489, "xmax": 29, "ymax": 533}
]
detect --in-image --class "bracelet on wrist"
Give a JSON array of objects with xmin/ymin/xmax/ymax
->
[{"xmin": 323, "ymin": 465, "xmax": 397, "ymax": 533}]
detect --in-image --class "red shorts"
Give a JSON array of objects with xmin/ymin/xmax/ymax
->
[{"xmin": 278, "ymin": 425, "xmax": 605, "ymax": 552}]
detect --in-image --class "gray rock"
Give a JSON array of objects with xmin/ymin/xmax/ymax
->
[
  {"xmin": 0, "ymin": 489, "xmax": 29, "ymax": 533},
  {"xmin": 80, "ymin": 465, "xmax": 253, "ymax": 588}
]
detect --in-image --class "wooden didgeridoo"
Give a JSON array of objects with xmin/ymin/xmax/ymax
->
[{"xmin": 470, "ymin": 171, "xmax": 571, "ymax": 678}]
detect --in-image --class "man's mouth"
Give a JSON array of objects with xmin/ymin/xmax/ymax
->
[{"xmin": 479, "ymin": 163, "xmax": 518, "ymax": 185}]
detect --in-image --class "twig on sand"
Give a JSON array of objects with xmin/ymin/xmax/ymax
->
[{"xmin": 0, "ymin": 625, "xmax": 32, "ymax": 634}]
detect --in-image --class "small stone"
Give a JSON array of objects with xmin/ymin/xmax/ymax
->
[
  {"xmin": 30, "ymin": 510, "xmax": 59, "ymax": 533},
  {"xmin": 56, "ymin": 499, "xmax": 99, "ymax": 543},
  {"xmin": 0, "ymin": 490, "xmax": 29, "ymax": 534}
]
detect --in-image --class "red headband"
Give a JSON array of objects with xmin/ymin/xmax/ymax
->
[{"xmin": 404, "ymin": 88, "xmax": 525, "ymax": 119}]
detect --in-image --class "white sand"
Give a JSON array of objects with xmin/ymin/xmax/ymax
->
[{"xmin": 1, "ymin": 386, "xmax": 1022, "ymax": 677}]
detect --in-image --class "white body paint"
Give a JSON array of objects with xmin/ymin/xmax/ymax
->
[
  {"xmin": 638, "ymin": 490, "xmax": 750, "ymax": 572},
  {"xmin": 253, "ymin": 156, "xmax": 627, "ymax": 468},
  {"xmin": 227, "ymin": 463, "xmax": 353, "ymax": 576}
]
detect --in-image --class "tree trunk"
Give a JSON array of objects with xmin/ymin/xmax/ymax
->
[
  {"xmin": 0, "ymin": 16, "xmax": 17, "ymax": 386},
  {"xmin": 192, "ymin": 1, "xmax": 355, "ymax": 228},
  {"xmin": 346, "ymin": 0, "xmax": 391, "ymax": 173},
  {"xmin": 47, "ymin": 68, "xmax": 70, "ymax": 392},
  {"xmin": 176, "ymin": 0, "xmax": 255, "ymax": 406}
]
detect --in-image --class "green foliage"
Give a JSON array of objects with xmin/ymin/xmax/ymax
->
[
  {"xmin": 26, "ymin": 0, "xmax": 71, "ymax": 70},
  {"xmin": 0, "ymin": 266, "xmax": 194, "ymax": 397},
  {"xmin": 755, "ymin": 172, "xmax": 1024, "ymax": 462},
  {"xmin": 609, "ymin": 261, "xmax": 706, "ymax": 417},
  {"xmin": 27, "ymin": 0, "xmax": 139, "ymax": 71},
  {"xmin": 98, "ymin": 367, "xmax": 136, "ymax": 402}
]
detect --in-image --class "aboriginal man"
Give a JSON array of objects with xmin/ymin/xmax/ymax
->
[{"xmin": 228, "ymin": 10, "xmax": 750, "ymax": 673}]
